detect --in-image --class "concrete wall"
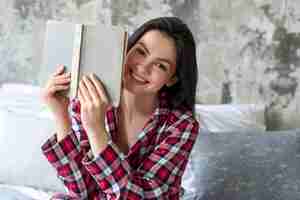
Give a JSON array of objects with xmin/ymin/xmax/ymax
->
[{"xmin": 1, "ymin": 0, "xmax": 299, "ymax": 130}]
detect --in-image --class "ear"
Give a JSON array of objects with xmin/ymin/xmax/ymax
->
[{"xmin": 166, "ymin": 76, "xmax": 178, "ymax": 87}]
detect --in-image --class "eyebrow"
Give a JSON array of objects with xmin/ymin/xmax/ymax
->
[{"xmin": 137, "ymin": 41, "xmax": 175, "ymax": 66}]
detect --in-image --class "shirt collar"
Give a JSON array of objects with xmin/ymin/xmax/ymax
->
[{"xmin": 152, "ymin": 91, "xmax": 171, "ymax": 122}]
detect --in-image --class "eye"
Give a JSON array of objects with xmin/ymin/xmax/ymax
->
[
  {"xmin": 157, "ymin": 63, "xmax": 168, "ymax": 71},
  {"xmin": 136, "ymin": 47, "xmax": 146, "ymax": 56}
]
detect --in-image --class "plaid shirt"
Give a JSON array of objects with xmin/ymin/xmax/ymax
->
[{"xmin": 41, "ymin": 92, "xmax": 199, "ymax": 200}]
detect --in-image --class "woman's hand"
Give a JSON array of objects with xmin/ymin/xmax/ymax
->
[
  {"xmin": 41, "ymin": 64, "xmax": 72, "ymax": 141},
  {"xmin": 78, "ymin": 74, "xmax": 110, "ymax": 136},
  {"xmin": 78, "ymin": 74, "xmax": 111, "ymax": 156},
  {"xmin": 41, "ymin": 64, "xmax": 71, "ymax": 119}
]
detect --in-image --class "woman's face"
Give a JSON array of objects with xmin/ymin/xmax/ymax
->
[{"xmin": 123, "ymin": 30, "xmax": 177, "ymax": 96}]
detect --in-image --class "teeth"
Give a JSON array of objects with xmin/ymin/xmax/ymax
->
[{"xmin": 131, "ymin": 72, "xmax": 147, "ymax": 83}]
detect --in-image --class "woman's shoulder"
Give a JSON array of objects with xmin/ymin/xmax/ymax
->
[
  {"xmin": 166, "ymin": 104, "xmax": 199, "ymax": 128},
  {"xmin": 158, "ymin": 105, "xmax": 199, "ymax": 143},
  {"xmin": 159, "ymin": 92, "xmax": 198, "ymax": 124}
]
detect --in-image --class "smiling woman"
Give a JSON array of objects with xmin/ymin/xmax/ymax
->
[
  {"xmin": 123, "ymin": 30, "xmax": 178, "ymax": 95},
  {"xmin": 41, "ymin": 17, "xmax": 199, "ymax": 200}
]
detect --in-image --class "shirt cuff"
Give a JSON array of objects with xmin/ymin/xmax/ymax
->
[
  {"xmin": 81, "ymin": 142, "xmax": 130, "ymax": 191},
  {"xmin": 41, "ymin": 131, "xmax": 81, "ymax": 168}
]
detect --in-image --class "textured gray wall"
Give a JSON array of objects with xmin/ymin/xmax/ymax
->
[{"xmin": 0, "ymin": 0, "xmax": 299, "ymax": 130}]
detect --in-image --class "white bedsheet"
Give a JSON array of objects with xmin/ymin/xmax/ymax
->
[{"xmin": 0, "ymin": 183, "xmax": 54, "ymax": 200}]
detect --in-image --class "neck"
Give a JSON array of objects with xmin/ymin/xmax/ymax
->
[{"xmin": 119, "ymin": 89, "xmax": 158, "ymax": 123}]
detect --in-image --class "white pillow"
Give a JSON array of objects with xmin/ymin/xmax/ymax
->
[
  {"xmin": 195, "ymin": 104, "xmax": 266, "ymax": 132},
  {"xmin": 0, "ymin": 83, "xmax": 53, "ymax": 120},
  {"xmin": 0, "ymin": 83, "xmax": 64, "ymax": 192},
  {"xmin": 0, "ymin": 83, "xmax": 42, "ymax": 96}
]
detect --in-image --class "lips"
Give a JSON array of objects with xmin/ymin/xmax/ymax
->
[{"xmin": 130, "ymin": 69, "xmax": 148, "ymax": 84}]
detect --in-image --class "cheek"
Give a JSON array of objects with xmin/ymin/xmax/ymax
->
[
  {"xmin": 124, "ymin": 54, "xmax": 134, "ymax": 68},
  {"xmin": 124, "ymin": 54, "xmax": 135, "ymax": 75},
  {"xmin": 151, "ymin": 73, "xmax": 170, "ymax": 87},
  {"xmin": 125, "ymin": 50, "xmax": 143, "ymax": 66}
]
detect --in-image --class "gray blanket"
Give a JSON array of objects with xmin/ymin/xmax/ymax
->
[{"xmin": 181, "ymin": 128, "xmax": 300, "ymax": 200}]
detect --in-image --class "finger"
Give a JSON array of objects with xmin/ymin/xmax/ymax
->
[
  {"xmin": 53, "ymin": 64, "xmax": 66, "ymax": 76},
  {"xmin": 52, "ymin": 74, "xmax": 71, "ymax": 85},
  {"xmin": 90, "ymin": 74, "xmax": 109, "ymax": 103},
  {"xmin": 83, "ymin": 75, "xmax": 100, "ymax": 103},
  {"xmin": 78, "ymin": 87, "xmax": 84, "ymax": 104},
  {"xmin": 79, "ymin": 77, "xmax": 92, "ymax": 102},
  {"xmin": 48, "ymin": 84, "xmax": 70, "ymax": 95},
  {"xmin": 46, "ymin": 75, "xmax": 70, "ymax": 90},
  {"xmin": 60, "ymin": 71, "xmax": 71, "ymax": 78}
]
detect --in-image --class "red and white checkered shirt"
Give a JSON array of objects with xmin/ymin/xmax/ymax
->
[{"xmin": 41, "ymin": 92, "xmax": 199, "ymax": 200}]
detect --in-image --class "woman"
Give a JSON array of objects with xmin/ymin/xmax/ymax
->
[{"xmin": 41, "ymin": 17, "xmax": 199, "ymax": 200}]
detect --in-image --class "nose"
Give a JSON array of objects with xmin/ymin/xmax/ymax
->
[{"xmin": 136, "ymin": 58, "xmax": 153, "ymax": 75}]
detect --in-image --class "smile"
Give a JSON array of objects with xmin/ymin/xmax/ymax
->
[{"xmin": 130, "ymin": 69, "xmax": 148, "ymax": 84}]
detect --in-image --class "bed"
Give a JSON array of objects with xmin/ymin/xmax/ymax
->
[
  {"xmin": 0, "ymin": 184, "xmax": 53, "ymax": 200},
  {"xmin": 0, "ymin": 83, "xmax": 299, "ymax": 200}
]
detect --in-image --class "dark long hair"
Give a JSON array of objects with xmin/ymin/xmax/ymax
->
[{"xmin": 127, "ymin": 17, "xmax": 198, "ymax": 113}]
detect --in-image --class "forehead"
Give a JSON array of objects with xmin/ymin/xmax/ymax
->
[{"xmin": 138, "ymin": 30, "xmax": 177, "ymax": 63}]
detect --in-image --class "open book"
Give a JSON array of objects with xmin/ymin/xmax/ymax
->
[{"xmin": 39, "ymin": 20, "xmax": 128, "ymax": 106}]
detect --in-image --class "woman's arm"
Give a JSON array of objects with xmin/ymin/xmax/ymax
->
[
  {"xmin": 54, "ymin": 110, "xmax": 72, "ymax": 142},
  {"xmin": 81, "ymin": 117, "xmax": 199, "ymax": 199},
  {"xmin": 41, "ymin": 99, "xmax": 102, "ymax": 199},
  {"xmin": 41, "ymin": 134, "xmax": 99, "ymax": 199}
]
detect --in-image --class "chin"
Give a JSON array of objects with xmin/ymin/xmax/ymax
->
[{"xmin": 123, "ymin": 85, "xmax": 157, "ymax": 97}]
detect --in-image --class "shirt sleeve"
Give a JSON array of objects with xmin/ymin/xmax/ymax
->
[
  {"xmin": 41, "ymin": 99, "xmax": 102, "ymax": 199},
  {"xmin": 70, "ymin": 98, "xmax": 115, "ymax": 145},
  {"xmin": 69, "ymin": 98, "xmax": 90, "ymax": 148},
  {"xmin": 41, "ymin": 132, "xmax": 96, "ymax": 199},
  {"xmin": 81, "ymin": 117, "xmax": 199, "ymax": 199}
]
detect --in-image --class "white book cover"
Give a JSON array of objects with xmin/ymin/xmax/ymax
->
[{"xmin": 39, "ymin": 20, "xmax": 128, "ymax": 107}]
